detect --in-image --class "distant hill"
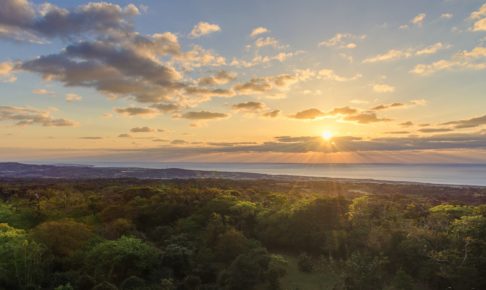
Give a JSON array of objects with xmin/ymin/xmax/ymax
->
[{"xmin": 0, "ymin": 162, "xmax": 269, "ymax": 180}]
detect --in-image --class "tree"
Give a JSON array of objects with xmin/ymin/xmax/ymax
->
[
  {"xmin": 0, "ymin": 223, "xmax": 49, "ymax": 289},
  {"xmin": 218, "ymin": 248, "xmax": 271, "ymax": 290},
  {"xmin": 32, "ymin": 219, "xmax": 94, "ymax": 257},
  {"xmin": 85, "ymin": 236, "xmax": 161, "ymax": 284}
]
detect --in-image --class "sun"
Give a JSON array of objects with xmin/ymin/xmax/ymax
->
[{"xmin": 321, "ymin": 130, "xmax": 333, "ymax": 141}]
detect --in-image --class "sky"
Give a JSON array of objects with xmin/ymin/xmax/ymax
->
[{"xmin": 1, "ymin": 0, "xmax": 486, "ymax": 164}]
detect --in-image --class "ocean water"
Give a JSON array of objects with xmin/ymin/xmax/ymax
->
[{"xmin": 87, "ymin": 162, "xmax": 486, "ymax": 186}]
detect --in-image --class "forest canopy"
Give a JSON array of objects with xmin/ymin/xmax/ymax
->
[{"xmin": 0, "ymin": 178, "xmax": 484, "ymax": 290}]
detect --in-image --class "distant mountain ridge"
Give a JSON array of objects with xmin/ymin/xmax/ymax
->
[{"xmin": 0, "ymin": 162, "xmax": 269, "ymax": 179}]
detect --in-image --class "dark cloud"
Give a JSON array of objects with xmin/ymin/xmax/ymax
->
[
  {"xmin": 291, "ymin": 108, "xmax": 325, "ymax": 119},
  {"xmin": 418, "ymin": 127, "xmax": 453, "ymax": 133},
  {"xmin": 130, "ymin": 126, "xmax": 154, "ymax": 133},
  {"xmin": 198, "ymin": 71, "xmax": 236, "ymax": 86},
  {"xmin": 118, "ymin": 133, "xmax": 132, "ymax": 138},
  {"xmin": 180, "ymin": 111, "xmax": 228, "ymax": 120},
  {"xmin": 151, "ymin": 103, "xmax": 180, "ymax": 113},
  {"xmin": 97, "ymin": 132, "xmax": 486, "ymax": 161},
  {"xmin": 371, "ymin": 103, "xmax": 404, "ymax": 111},
  {"xmin": 328, "ymin": 106, "xmax": 358, "ymax": 115},
  {"xmin": 9, "ymin": 1, "xmax": 237, "ymax": 109},
  {"xmin": 207, "ymin": 142, "xmax": 257, "ymax": 146},
  {"xmin": 79, "ymin": 136, "xmax": 103, "ymax": 140},
  {"xmin": 385, "ymin": 131, "xmax": 411, "ymax": 134},
  {"xmin": 115, "ymin": 107, "xmax": 158, "ymax": 116},
  {"xmin": 442, "ymin": 114, "xmax": 486, "ymax": 129},
  {"xmin": 0, "ymin": 0, "xmax": 139, "ymax": 41},
  {"xmin": 400, "ymin": 121, "xmax": 414, "ymax": 127},
  {"xmin": 344, "ymin": 112, "xmax": 391, "ymax": 124},
  {"xmin": 171, "ymin": 139, "xmax": 188, "ymax": 145},
  {"xmin": 233, "ymin": 74, "xmax": 298, "ymax": 94},
  {"xmin": 291, "ymin": 106, "xmax": 359, "ymax": 120},
  {"xmin": 0, "ymin": 105, "xmax": 76, "ymax": 127},
  {"xmin": 232, "ymin": 101, "xmax": 264, "ymax": 111},
  {"xmin": 263, "ymin": 110, "xmax": 280, "ymax": 118}
]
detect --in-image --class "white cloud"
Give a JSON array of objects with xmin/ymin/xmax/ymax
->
[
  {"xmin": 470, "ymin": 4, "xmax": 486, "ymax": 31},
  {"xmin": 250, "ymin": 27, "xmax": 269, "ymax": 37},
  {"xmin": 318, "ymin": 33, "xmax": 366, "ymax": 48},
  {"xmin": 65, "ymin": 93, "xmax": 82, "ymax": 102},
  {"xmin": 255, "ymin": 36, "xmax": 279, "ymax": 48},
  {"xmin": 363, "ymin": 43, "xmax": 447, "ymax": 63},
  {"xmin": 189, "ymin": 22, "xmax": 221, "ymax": 38},
  {"xmin": 32, "ymin": 89, "xmax": 54, "ymax": 95},
  {"xmin": 416, "ymin": 42, "xmax": 447, "ymax": 55},
  {"xmin": 0, "ymin": 61, "xmax": 16, "ymax": 82},
  {"xmin": 411, "ymin": 46, "xmax": 486, "ymax": 75},
  {"xmin": 317, "ymin": 69, "xmax": 362, "ymax": 82},
  {"xmin": 363, "ymin": 49, "xmax": 412, "ymax": 63},
  {"xmin": 440, "ymin": 13, "xmax": 453, "ymax": 20},
  {"xmin": 411, "ymin": 13, "xmax": 426, "ymax": 26},
  {"xmin": 0, "ymin": 105, "xmax": 76, "ymax": 127},
  {"xmin": 373, "ymin": 83, "xmax": 395, "ymax": 93}
]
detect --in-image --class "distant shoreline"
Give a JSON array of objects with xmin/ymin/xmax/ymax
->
[{"xmin": 1, "ymin": 162, "xmax": 486, "ymax": 188}]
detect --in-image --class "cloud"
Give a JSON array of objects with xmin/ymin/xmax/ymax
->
[
  {"xmin": 151, "ymin": 103, "xmax": 180, "ymax": 113},
  {"xmin": 328, "ymin": 106, "xmax": 358, "ymax": 115},
  {"xmin": 254, "ymin": 36, "xmax": 279, "ymax": 48},
  {"xmin": 198, "ymin": 71, "xmax": 236, "ymax": 86},
  {"xmin": 230, "ymin": 51, "xmax": 303, "ymax": 68},
  {"xmin": 171, "ymin": 139, "xmax": 188, "ymax": 145},
  {"xmin": 442, "ymin": 114, "xmax": 486, "ymax": 129},
  {"xmin": 416, "ymin": 42, "xmax": 447, "ymax": 55},
  {"xmin": 65, "ymin": 93, "xmax": 82, "ymax": 102},
  {"xmin": 11, "ymin": 7, "xmax": 232, "ymax": 108},
  {"xmin": 363, "ymin": 49, "xmax": 411, "ymax": 63},
  {"xmin": 0, "ymin": 0, "xmax": 139, "ymax": 41},
  {"xmin": 318, "ymin": 33, "xmax": 366, "ymax": 48},
  {"xmin": 317, "ymin": 69, "xmax": 362, "ymax": 82},
  {"xmin": 130, "ymin": 126, "xmax": 155, "ymax": 133},
  {"xmin": 233, "ymin": 73, "xmax": 301, "ymax": 96},
  {"xmin": 189, "ymin": 22, "xmax": 221, "ymax": 38},
  {"xmin": 400, "ymin": 121, "xmax": 414, "ymax": 127},
  {"xmin": 115, "ymin": 107, "xmax": 159, "ymax": 116},
  {"xmin": 118, "ymin": 133, "xmax": 132, "ymax": 138},
  {"xmin": 291, "ymin": 108, "xmax": 325, "ymax": 120},
  {"xmin": 250, "ymin": 27, "xmax": 269, "ymax": 37},
  {"xmin": 386, "ymin": 131, "xmax": 411, "ymax": 134},
  {"xmin": 79, "ymin": 136, "xmax": 103, "ymax": 140},
  {"xmin": 418, "ymin": 127, "xmax": 453, "ymax": 133},
  {"xmin": 232, "ymin": 101, "xmax": 264, "ymax": 111},
  {"xmin": 0, "ymin": 105, "xmax": 76, "ymax": 127},
  {"xmin": 291, "ymin": 106, "xmax": 358, "ymax": 120},
  {"xmin": 363, "ymin": 43, "xmax": 447, "ymax": 63},
  {"xmin": 0, "ymin": 61, "xmax": 16, "ymax": 82},
  {"xmin": 263, "ymin": 110, "xmax": 280, "ymax": 118},
  {"xmin": 344, "ymin": 112, "xmax": 391, "ymax": 124},
  {"xmin": 371, "ymin": 103, "xmax": 404, "ymax": 110},
  {"xmin": 411, "ymin": 13, "xmax": 426, "ymax": 26},
  {"xmin": 441, "ymin": 13, "xmax": 453, "ymax": 20},
  {"xmin": 180, "ymin": 111, "xmax": 228, "ymax": 120},
  {"xmin": 471, "ymin": 3, "xmax": 486, "ymax": 31},
  {"xmin": 371, "ymin": 100, "xmax": 423, "ymax": 111},
  {"xmin": 92, "ymin": 132, "xmax": 486, "ymax": 160},
  {"xmin": 364, "ymin": 43, "xmax": 448, "ymax": 65},
  {"xmin": 372, "ymin": 83, "xmax": 395, "ymax": 93},
  {"xmin": 411, "ymin": 46, "xmax": 486, "ymax": 75},
  {"xmin": 32, "ymin": 88, "xmax": 54, "ymax": 95}
]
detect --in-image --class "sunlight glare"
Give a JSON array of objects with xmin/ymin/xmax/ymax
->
[{"xmin": 321, "ymin": 131, "xmax": 333, "ymax": 141}]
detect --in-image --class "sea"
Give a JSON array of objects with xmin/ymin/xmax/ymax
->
[{"xmin": 84, "ymin": 162, "xmax": 486, "ymax": 187}]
